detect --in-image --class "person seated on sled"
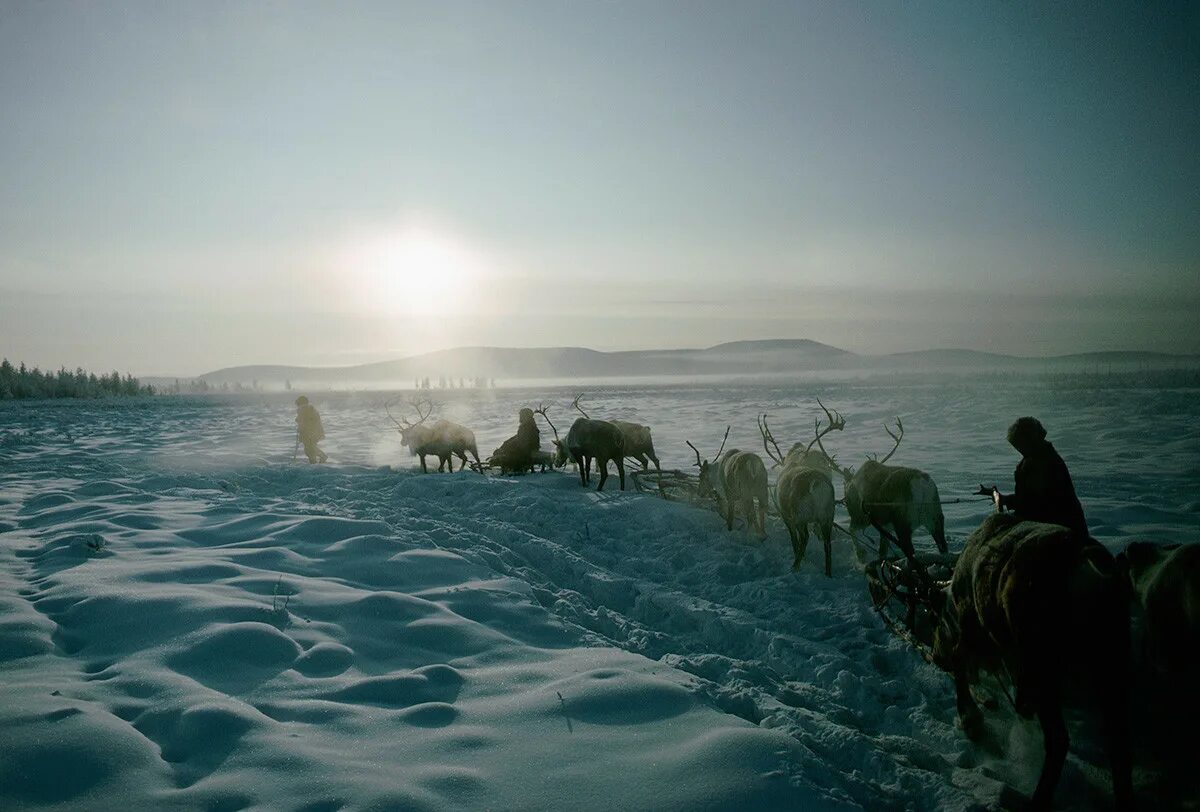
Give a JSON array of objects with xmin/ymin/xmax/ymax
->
[
  {"xmin": 295, "ymin": 395, "xmax": 328, "ymax": 464},
  {"xmin": 488, "ymin": 407, "xmax": 540, "ymax": 473},
  {"xmin": 985, "ymin": 416, "xmax": 1087, "ymax": 536}
]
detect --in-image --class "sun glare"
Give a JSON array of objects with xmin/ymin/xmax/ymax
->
[{"xmin": 346, "ymin": 226, "xmax": 487, "ymax": 317}]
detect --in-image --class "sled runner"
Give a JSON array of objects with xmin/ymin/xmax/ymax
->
[
  {"xmin": 863, "ymin": 550, "xmax": 957, "ymax": 664},
  {"xmin": 630, "ymin": 468, "xmax": 708, "ymax": 504}
]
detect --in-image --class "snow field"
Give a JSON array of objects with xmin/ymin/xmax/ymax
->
[{"xmin": 2, "ymin": 381, "xmax": 1197, "ymax": 810}]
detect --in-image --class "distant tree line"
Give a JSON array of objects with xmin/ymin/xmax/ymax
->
[
  {"xmin": 163, "ymin": 378, "xmax": 259, "ymax": 394},
  {"xmin": 0, "ymin": 359, "xmax": 154, "ymax": 400}
]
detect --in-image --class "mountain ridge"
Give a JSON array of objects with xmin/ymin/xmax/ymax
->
[{"xmin": 177, "ymin": 340, "xmax": 1196, "ymax": 388}]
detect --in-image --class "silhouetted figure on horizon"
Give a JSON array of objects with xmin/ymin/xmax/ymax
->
[
  {"xmin": 993, "ymin": 416, "xmax": 1088, "ymax": 536},
  {"xmin": 295, "ymin": 396, "xmax": 327, "ymax": 464}
]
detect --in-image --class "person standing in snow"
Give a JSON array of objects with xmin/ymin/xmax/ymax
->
[
  {"xmin": 986, "ymin": 416, "xmax": 1088, "ymax": 536},
  {"xmin": 295, "ymin": 396, "xmax": 328, "ymax": 464}
]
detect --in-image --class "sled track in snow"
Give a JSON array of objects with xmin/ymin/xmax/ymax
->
[{"xmin": 217, "ymin": 465, "xmax": 1012, "ymax": 810}]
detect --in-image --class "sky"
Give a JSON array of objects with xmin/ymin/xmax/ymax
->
[{"xmin": 1, "ymin": 1, "xmax": 1197, "ymax": 375}]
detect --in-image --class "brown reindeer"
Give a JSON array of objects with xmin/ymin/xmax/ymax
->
[
  {"xmin": 561, "ymin": 419, "xmax": 626, "ymax": 490},
  {"xmin": 760, "ymin": 399, "xmax": 843, "ymax": 574},
  {"xmin": 543, "ymin": 401, "xmax": 625, "ymax": 491},
  {"xmin": 931, "ymin": 513, "xmax": 1133, "ymax": 809},
  {"xmin": 840, "ymin": 418, "xmax": 947, "ymax": 563},
  {"xmin": 690, "ymin": 427, "xmax": 769, "ymax": 538},
  {"xmin": 571, "ymin": 393, "xmax": 660, "ymax": 471},
  {"xmin": 1118, "ymin": 540, "xmax": 1200, "ymax": 674},
  {"xmin": 386, "ymin": 398, "xmax": 480, "ymax": 473}
]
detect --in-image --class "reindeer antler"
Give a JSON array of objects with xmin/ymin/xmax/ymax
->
[
  {"xmin": 571, "ymin": 393, "xmax": 590, "ymax": 419},
  {"xmin": 687, "ymin": 426, "xmax": 730, "ymax": 468},
  {"xmin": 806, "ymin": 397, "xmax": 846, "ymax": 453},
  {"xmin": 714, "ymin": 425, "xmax": 730, "ymax": 459},
  {"xmin": 385, "ymin": 398, "xmax": 408, "ymax": 430},
  {"xmin": 533, "ymin": 403, "xmax": 559, "ymax": 442},
  {"xmin": 877, "ymin": 417, "xmax": 904, "ymax": 464},
  {"xmin": 758, "ymin": 414, "xmax": 786, "ymax": 466},
  {"xmin": 409, "ymin": 396, "xmax": 434, "ymax": 427}
]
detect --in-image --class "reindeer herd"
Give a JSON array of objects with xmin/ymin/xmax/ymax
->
[
  {"xmin": 385, "ymin": 392, "xmax": 949, "ymax": 578},
  {"xmin": 382, "ymin": 392, "xmax": 1196, "ymax": 809}
]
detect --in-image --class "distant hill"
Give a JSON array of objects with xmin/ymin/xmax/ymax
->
[
  {"xmin": 183, "ymin": 340, "xmax": 1198, "ymax": 389},
  {"xmin": 881, "ymin": 348, "xmax": 1190, "ymax": 369}
]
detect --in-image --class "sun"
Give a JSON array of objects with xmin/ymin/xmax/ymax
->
[{"xmin": 346, "ymin": 226, "xmax": 486, "ymax": 316}]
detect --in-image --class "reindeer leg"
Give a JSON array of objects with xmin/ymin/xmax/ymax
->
[
  {"xmin": 820, "ymin": 521, "xmax": 833, "ymax": 577},
  {"xmin": 617, "ymin": 459, "xmax": 625, "ymax": 491},
  {"xmin": 650, "ymin": 452, "xmax": 660, "ymax": 472},
  {"xmin": 1031, "ymin": 701, "xmax": 1069, "ymax": 810},
  {"xmin": 420, "ymin": 455, "xmax": 428, "ymax": 474},
  {"xmin": 1101, "ymin": 664, "xmax": 1134, "ymax": 809},
  {"xmin": 724, "ymin": 498, "xmax": 734, "ymax": 532},
  {"xmin": 933, "ymin": 512, "xmax": 948, "ymax": 554},
  {"xmin": 894, "ymin": 524, "xmax": 918, "ymax": 563},
  {"xmin": 789, "ymin": 521, "xmax": 809, "ymax": 571},
  {"xmin": 954, "ymin": 668, "xmax": 985, "ymax": 740},
  {"xmin": 1107, "ymin": 692, "xmax": 1134, "ymax": 810},
  {"xmin": 596, "ymin": 458, "xmax": 608, "ymax": 491},
  {"xmin": 873, "ymin": 522, "xmax": 894, "ymax": 559},
  {"xmin": 578, "ymin": 455, "xmax": 588, "ymax": 486}
]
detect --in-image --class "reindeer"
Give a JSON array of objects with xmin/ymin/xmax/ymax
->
[
  {"xmin": 689, "ymin": 428, "xmax": 769, "ymax": 537},
  {"xmin": 529, "ymin": 449, "xmax": 558, "ymax": 472},
  {"xmin": 759, "ymin": 399, "xmax": 844, "ymax": 574},
  {"xmin": 527, "ymin": 404, "xmax": 567, "ymax": 474},
  {"xmin": 386, "ymin": 398, "xmax": 481, "ymax": 473},
  {"xmin": 839, "ymin": 418, "xmax": 947, "ymax": 564},
  {"xmin": 1118, "ymin": 540, "xmax": 1200, "ymax": 674},
  {"xmin": 930, "ymin": 514, "xmax": 1133, "ymax": 809},
  {"xmin": 571, "ymin": 393, "xmax": 660, "ymax": 471},
  {"xmin": 611, "ymin": 420, "xmax": 661, "ymax": 471},
  {"xmin": 563, "ymin": 420, "xmax": 626, "ymax": 491},
  {"xmin": 542, "ymin": 401, "xmax": 626, "ymax": 490}
]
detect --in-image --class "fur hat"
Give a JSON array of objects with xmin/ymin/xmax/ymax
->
[
  {"xmin": 1007, "ymin": 416, "xmax": 1046, "ymax": 447},
  {"xmin": 295, "ymin": 396, "xmax": 309, "ymax": 406}
]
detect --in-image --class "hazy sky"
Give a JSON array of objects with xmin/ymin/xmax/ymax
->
[{"xmin": 2, "ymin": 1, "xmax": 1197, "ymax": 374}]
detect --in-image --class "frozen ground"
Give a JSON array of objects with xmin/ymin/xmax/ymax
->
[{"xmin": 1, "ymin": 378, "xmax": 1197, "ymax": 810}]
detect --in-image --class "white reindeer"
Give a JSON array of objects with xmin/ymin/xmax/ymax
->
[
  {"xmin": 690, "ymin": 427, "xmax": 769, "ymax": 538},
  {"xmin": 386, "ymin": 398, "xmax": 481, "ymax": 473},
  {"xmin": 840, "ymin": 418, "xmax": 947, "ymax": 563},
  {"xmin": 759, "ymin": 399, "xmax": 844, "ymax": 574}
]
